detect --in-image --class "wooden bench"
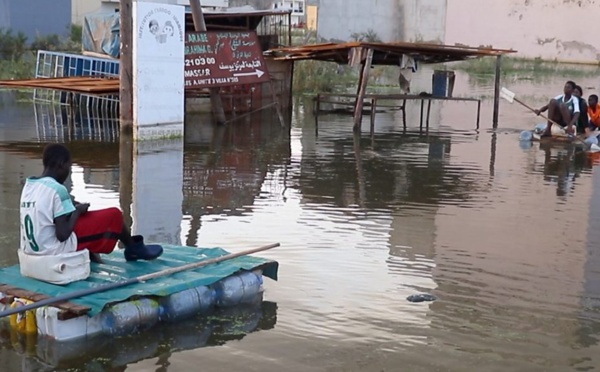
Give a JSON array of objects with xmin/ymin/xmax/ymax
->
[{"xmin": 0, "ymin": 284, "xmax": 90, "ymax": 320}]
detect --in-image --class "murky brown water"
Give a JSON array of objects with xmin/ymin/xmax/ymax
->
[{"xmin": 2, "ymin": 66, "xmax": 600, "ymax": 371}]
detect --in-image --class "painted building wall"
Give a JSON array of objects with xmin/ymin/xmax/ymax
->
[
  {"xmin": 72, "ymin": 0, "xmax": 230, "ymax": 25},
  {"xmin": 316, "ymin": 0, "xmax": 446, "ymax": 43},
  {"xmin": 0, "ymin": 0, "xmax": 71, "ymax": 41},
  {"xmin": 306, "ymin": 4, "xmax": 317, "ymax": 31},
  {"xmin": 317, "ymin": 0, "xmax": 401, "ymax": 42},
  {"xmin": 445, "ymin": 0, "xmax": 600, "ymax": 63},
  {"xmin": 229, "ymin": 0, "xmax": 272, "ymax": 9},
  {"xmin": 401, "ymin": 0, "xmax": 446, "ymax": 43}
]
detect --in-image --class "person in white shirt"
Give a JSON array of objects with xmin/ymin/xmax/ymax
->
[
  {"xmin": 535, "ymin": 80, "xmax": 580, "ymax": 137},
  {"xmin": 20, "ymin": 143, "xmax": 163, "ymax": 264}
]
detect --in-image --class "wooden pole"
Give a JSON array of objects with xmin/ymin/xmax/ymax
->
[
  {"xmin": 268, "ymin": 80, "xmax": 286, "ymax": 127},
  {"xmin": 119, "ymin": 0, "xmax": 133, "ymax": 129},
  {"xmin": 369, "ymin": 98, "xmax": 376, "ymax": 138},
  {"xmin": 119, "ymin": 131, "xmax": 133, "ymax": 238},
  {"xmin": 189, "ymin": 0, "xmax": 226, "ymax": 125},
  {"xmin": 353, "ymin": 131, "xmax": 366, "ymax": 208},
  {"xmin": 492, "ymin": 55, "xmax": 502, "ymax": 128},
  {"xmin": 476, "ymin": 99, "xmax": 481, "ymax": 129},
  {"xmin": 353, "ymin": 48, "xmax": 374, "ymax": 132}
]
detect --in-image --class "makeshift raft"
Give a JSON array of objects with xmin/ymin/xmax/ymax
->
[
  {"xmin": 520, "ymin": 123, "xmax": 600, "ymax": 148},
  {"xmin": 0, "ymin": 245, "xmax": 278, "ymax": 341}
]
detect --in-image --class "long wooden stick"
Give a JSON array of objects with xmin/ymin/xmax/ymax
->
[
  {"xmin": 513, "ymin": 97, "xmax": 562, "ymax": 127},
  {"xmin": 0, "ymin": 243, "xmax": 280, "ymax": 319}
]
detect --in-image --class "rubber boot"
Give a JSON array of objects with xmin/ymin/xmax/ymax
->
[{"xmin": 124, "ymin": 235, "xmax": 163, "ymax": 261}]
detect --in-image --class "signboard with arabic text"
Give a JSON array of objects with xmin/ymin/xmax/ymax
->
[{"xmin": 184, "ymin": 31, "xmax": 270, "ymax": 88}]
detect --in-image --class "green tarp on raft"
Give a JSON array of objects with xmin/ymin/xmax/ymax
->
[{"xmin": 0, "ymin": 245, "xmax": 278, "ymax": 316}]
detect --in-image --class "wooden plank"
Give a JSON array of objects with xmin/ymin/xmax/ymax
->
[
  {"xmin": 0, "ymin": 295, "xmax": 14, "ymax": 304},
  {"xmin": 0, "ymin": 284, "xmax": 90, "ymax": 319}
]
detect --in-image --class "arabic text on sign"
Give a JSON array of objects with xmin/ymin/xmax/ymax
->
[{"xmin": 218, "ymin": 60, "xmax": 262, "ymax": 72}]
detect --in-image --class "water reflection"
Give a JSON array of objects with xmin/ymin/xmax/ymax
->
[{"xmin": 182, "ymin": 112, "xmax": 290, "ymax": 247}]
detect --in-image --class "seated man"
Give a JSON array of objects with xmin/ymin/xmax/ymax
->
[
  {"xmin": 19, "ymin": 143, "xmax": 163, "ymax": 263},
  {"xmin": 573, "ymin": 85, "xmax": 589, "ymax": 134},
  {"xmin": 588, "ymin": 94, "xmax": 600, "ymax": 129},
  {"xmin": 535, "ymin": 80, "xmax": 580, "ymax": 136}
]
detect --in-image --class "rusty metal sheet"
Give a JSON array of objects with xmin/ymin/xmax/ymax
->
[
  {"xmin": 0, "ymin": 77, "xmax": 119, "ymax": 94},
  {"xmin": 268, "ymin": 41, "xmax": 517, "ymax": 65}
]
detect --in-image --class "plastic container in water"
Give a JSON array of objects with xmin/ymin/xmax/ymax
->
[
  {"xmin": 159, "ymin": 286, "xmax": 216, "ymax": 322},
  {"xmin": 91, "ymin": 271, "xmax": 265, "ymax": 337},
  {"xmin": 214, "ymin": 271, "xmax": 263, "ymax": 307},
  {"xmin": 432, "ymin": 70, "xmax": 456, "ymax": 97},
  {"xmin": 520, "ymin": 130, "xmax": 533, "ymax": 141},
  {"xmin": 534, "ymin": 123, "xmax": 547, "ymax": 134},
  {"xmin": 101, "ymin": 298, "xmax": 160, "ymax": 336}
]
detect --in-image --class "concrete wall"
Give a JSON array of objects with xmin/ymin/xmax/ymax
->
[
  {"xmin": 445, "ymin": 0, "xmax": 600, "ymax": 63},
  {"xmin": 306, "ymin": 5, "xmax": 317, "ymax": 30},
  {"xmin": 72, "ymin": 0, "xmax": 103, "ymax": 25},
  {"xmin": 401, "ymin": 0, "xmax": 446, "ymax": 43},
  {"xmin": 318, "ymin": 0, "xmax": 401, "ymax": 42},
  {"xmin": 317, "ymin": 0, "xmax": 446, "ymax": 43},
  {"xmin": 0, "ymin": 0, "xmax": 71, "ymax": 41},
  {"xmin": 72, "ymin": 0, "xmax": 231, "ymax": 25},
  {"xmin": 229, "ymin": 0, "xmax": 272, "ymax": 9}
]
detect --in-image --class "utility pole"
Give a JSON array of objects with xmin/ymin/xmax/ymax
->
[
  {"xmin": 189, "ymin": 0, "xmax": 226, "ymax": 124},
  {"xmin": 119, "ymin": 0, "xmax": 134, "ymax": 132}
]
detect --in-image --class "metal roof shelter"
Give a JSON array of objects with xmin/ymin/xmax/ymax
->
[{"xmin": 267, "ymin": 41, "xmax": 517, "ymax": 130}]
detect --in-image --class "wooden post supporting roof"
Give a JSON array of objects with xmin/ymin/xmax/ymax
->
[
  {"xmin": 492, "ymin": 55, "xmax": 502, "ymax": 128},
  {"xmin": 119, "ymin": 0, "xmax": 133, "ymax": 130},
  {"xmin": 353, "ymin": 48, "xmax": 374, "ymax": 132},
  {"xmin": 190, "ymin": 0, "xmax": 227, "ymax": 125}
]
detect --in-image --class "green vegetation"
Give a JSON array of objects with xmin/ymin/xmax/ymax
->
[
  {"xmin": 0, "ymin": 25, "xmax": 82, "ymax": 80},
  {"xmin": 293, "ymin": 60, "xmax": 354, "ymax": 94},
  {"xmin": 292, "ymin": 30, "xmax": 389, "ymax": 94},
  {"xmin": 454, "ymin": 56, "xmax": 600, "ymax": 79}
]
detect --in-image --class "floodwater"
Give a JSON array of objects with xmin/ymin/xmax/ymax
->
[{"xmin": 1, "ymin": 66, "xmax": 600, "ymax": 372}]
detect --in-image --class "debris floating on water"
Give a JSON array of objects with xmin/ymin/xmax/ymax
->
[{"xmin": 406, "ymin": 294, "xmax": 437, "ymax": 303}]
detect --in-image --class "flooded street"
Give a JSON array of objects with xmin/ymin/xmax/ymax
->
[{"xmin": 2, "ymin": 67, "xmax": 600, "ymax": 371}]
